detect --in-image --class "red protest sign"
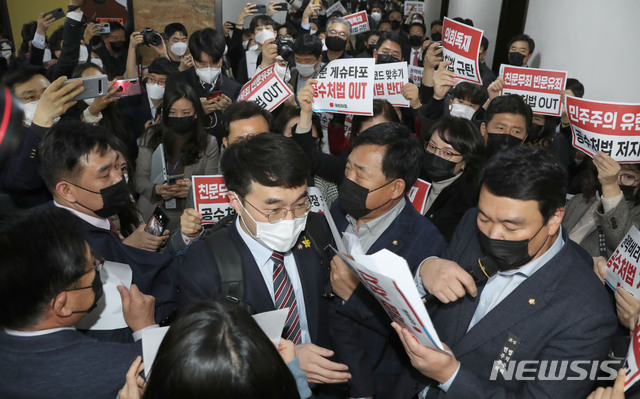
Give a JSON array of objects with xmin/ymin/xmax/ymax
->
[
  {"xmin": 344, "ymin": 11, "xmax": 370, "ymax": 34},
  {"xmin": 408, "ymin": 178, "xmax": 432, "ymax": 214},
  {"xmin": 441, "ymin": 17, "xmax": 483, "ymax": 85},
  {"xmin": 566, "ymin": 96, "xmax": 640, "ymax": 163},
  {"xmin": 500, "ymin": 65, "xmax": 567, "ymax": 116},
  {"xmin": 237, "ymin": 64, "xmax": 293, "ymax": 112},
  {"xmin": 192, "ymin": 175, "xmax": 234, "ymax": 225}
]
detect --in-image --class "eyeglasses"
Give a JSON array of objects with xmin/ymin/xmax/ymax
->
[
  {"xmin": 147, "ymin": 76, "xmax": 166, "ymax": 86},
  {"xmin": 425, "ymin": 142, "xmax": 462, "ymax": 160},
  {"xmin": 329, "ymin": 29, "xmax": 348, "ymax": 39},
  {"xmin": 619, "ymin": 173, "xmax": 640, "ymax": 187},
  {"xmin": 65, "ymin": 253, "xmax": 104, "ymax": 292},
  {"xmin": 243, "ymin": 197, "xmax": 311, "ymax": 224}
]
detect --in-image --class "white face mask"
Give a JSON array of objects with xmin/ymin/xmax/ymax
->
[
  {"xmin": 78, "ymin": 45, "xmax": 89, "ymax": 63},
  {"xmin": 238, "ymin": 200, "xmax": 308, "ymax": 252},
  {"xmin": 274, "ymin": 63, "xmax": 290, "ymax": 83},
  {"xmin": 23, "ymin": 101, "xmax": 39, "ymax": 126},
  {"xmin": 195, "ymin": 66, "xmax": 221, "ymax": 84},
  {"xmin": 91, "ymin": 58, "xmax": 104, "ymax": 68},
  {"xmin": 170, "ymin": 42, "xmax": 188, "ymax": 57},
  {"xmin": 255, "ymin": 29, "xmax": 276, "ymax": 45},
  {"xmin": 450, "ymin": 103, "xmax": 477, "ymax": 120},
  {"xmin": 371, "ymin": 12, "xmax": 382, "ymax": 22},
  {"xmin": 84, "ymin": 98, "xmax": 95, "ymax": 106},
  {"xmin": 146, "ymin": 82, "xmax": 165, "ymax": 100},
  {"xmin": 310, "ymin": 29, "xmax": 318, "ymax": 35},
  {"xmin": 42, "ymin": 48, "xmax": 52, "ymax": 63},
  {"xmin": 2, "ymin": 49, "xmax": 12, "ymax": 59},
  {"xmin": 296, "ymin": 62, "xmax": 317, "ymax": 78}
]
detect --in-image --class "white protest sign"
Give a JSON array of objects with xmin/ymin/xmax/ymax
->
[
  {"xmin": 307, "ymin": 186, "xmax": 328, "ymax": 215},
  {"xmin": 326, "ymin": 1, "xmax": 347, "ymax": 16},
  {"xmin": 312, "ymin": 58, "xmax": 375, "ymax": 116},
  {"xmin": 499, "ymin": 65, "xmax": 567, "ymax": 117},
  {"xmin": 408, "ymin": 65, "xmax": 424, "ymax": 86},
  {"xmin": 192, "ymin": 175, "xmax": 234, "ymax": 225},
  {"xmin": 374, "ymin": 62, "xmax": 410, "ymax": 108},
  {"xmin": 624, "ymin": 318, "xmax": 640, "ymax": 391},
  {"xmin": 605, "ymin": 226, "xmax": 640, "ymax": 295},
  {"xmin": 404, "ymin": 1, "xmax": 425, "ymax": 16},
  {"xmin": 442, "ymin": 17, "xmax": 483, "ymax": 85},
  {"xmin": 237, "ymin": 64, "xmax": 293, "ymax": 112},
  {"xmin": 567, "ymin": 96, "xmax": 640, "ymax": 163},
  {"xmin": 253, "ymin": 308, "xmax": 289, "ymax": 346},
  {"xmin": 142, "ymin": 326, "xmax": 170, "ymax": 379},
  {"xmin": 344, "ymin": 10, "xmax": 370, "ymax": 34},
  {"xmin": 408, "ymin": 178, "xmax": 432, "ymax": 214},
  {"xmin": 335, "ymin": 234, "xmax": 449, "ymax": 353}
]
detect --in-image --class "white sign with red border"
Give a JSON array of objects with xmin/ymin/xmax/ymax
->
[
  {"xmin": 404, "ymin": 1, "xmax": 425, "ymax": 17},
  {"xmin": 374, "ymin": 62, "xmax": 410, "ymax": 108},
  {"xmin": 408, "ymin": 65, "xmax": 424, "ymax": 86},
  {"xmin": 605, "ymin": 226, "xmax": 640, "ymax": 296},
  {"xmin": 624, "ymin": 317, "xmax": 640, "ymax": 391},
  {"xmin": 441, "ymin": 17, "xmax": 483, "ymax": 85},
  {"xmin": 312, "ymin": 58, "xmax": 375, "ymax": 116},
  {"xmin": 192, "ymin": 175, "xmax": 234, "ymax": 225},
  {"xmin": 499, "ymin": 65, "xmax": 567, "ymax": 117},
  {"xmin": 344, "ymin": 10, "xmax": 370, "ymax": 34},
  {"xmin": 237, "ymin": 64, "xmax": 293, "ymax": 112}
]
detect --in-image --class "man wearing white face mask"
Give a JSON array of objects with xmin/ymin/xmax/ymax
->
[
  {"xmin": 166, "ymin": 28, "xmax": 241, "ymax": 144},
  {"xmin": 163, "ymin": 23, "xmax": 189, "ymax": 70},
  {"xmin": 178, "ymin": 133, "xmax": 353, "ymax": 392},
  {"xmin": 234, "ymin": 15, "xmax": 282, "ymax": 85},
  {"xmin": 289, "ymin": 34, "xmax": 324, "ymax": 99}
]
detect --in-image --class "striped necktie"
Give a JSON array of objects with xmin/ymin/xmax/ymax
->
[{"xmin": 271, "ymin": 251, "xmax": 302, "ymax": 344}]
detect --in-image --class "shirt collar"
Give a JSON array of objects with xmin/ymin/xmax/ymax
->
[
  {"xmin": 346, "ymin": 197, "xmax": 406, "ymax": 236},
  {"xmin": 498, "ymin": 226, "xmax": 565, "ymax": 278},
  {"xmin": 4, "ymin": 327, "xmax": 75, "ymax": 337},
  {"xmin": 54, "ymin": 201, "xmax": 110, "ymax": 230}
]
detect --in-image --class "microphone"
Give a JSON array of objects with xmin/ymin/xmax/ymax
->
[{"xmin": 421, "ymin": 257, "xmax": 499, "ymax": 307}]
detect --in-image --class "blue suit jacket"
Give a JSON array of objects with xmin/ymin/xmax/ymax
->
[
  {"xmin": 329, "ymin": 199, "xmax": 447, "ymax": 397},
  {"xmin": 176, "ymin": 213, "xmax": 332, "ymax": 348},
  {"xmin": 395, "ymin": 208, "xmax": 618, "ymax": 399}
]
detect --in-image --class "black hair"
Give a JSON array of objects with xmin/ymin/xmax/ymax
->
[
  {"xmin": 221, "ymin": 133, "xmax": 309, "ymax": 197},
  {"xmin": 142, "ymin": 301, "xmax": 300, "ymax": 399},
  {"xmin": 293, "ymin": 34, "xmax": 323, "ymax": 58},
  {"xmin": 278, "ymin": 23, "xmax": 298, "ymax": 38},
  {"xmin": 430, "ymin": 19, "xmax": 443, "ymax": 29},
  {"xmin": 350, "ymin": 99, "xmax": 400, "ymax": 142},
  {"xmin": 273, "ymin": 105, "xmax": 324, "ymax": 146},
  {"xmin": 508, "ymin": 34, "xmax": 535, "ymax": 54},
  {"xmin": 223, "ymin": 101, "xmax": 273, "ymax": 138},
  {"xmin": 142, "ymin": 82, "xmax": 209, "ymax": 165},
  {"xmin": 481, "ymin": 146, "xmax": 567, "ymax": 222},
  {"xmin": 147, "ymin": 57, "xmax": 179, "ymax": 76},
  {"xmin": 189, "ymin": 28, "xmax": 226, "ymax": 63},
  {"xmin": 375, "ymin": 31, "xmax": 406, "ymax": 51},
  {"xmin": 0, "ymin": 207, "xmax": 87, "ymax": 329},
  {"xmin": 377, "ymin": 19, "xmax": 392, "ymax": 30},
  {"xmin": 249, "ymin": 15, "xmax": 278, "ymax": 34},
  {"xmin": 164, "ymin": 22, "xmax": 188, "ymax": 38},
  {"xmin": 426, "ymin": 116, "xmax": 485, "ymax": 181},
  {"xmin": 107, "ymin": 21, "xmax": 125, "ymax": 34},
  {"xmin": 18, "ymin": 21, "xmax": 37, "ymax": 60},
  {"xmin": 451, "ymin": 82, "xmax": 488, "ymax": 106},
  {"xmin": 452, "ymin": 17, "xmax": 474, "ymax": 26},
  {"xmin": 48, "ymin": 27, "xmax": 65, "ymax": 54},
  {"xmin": 352, "ymin": 122, "xmax": 423, "ymax": 193},
  {"xmin": 409, "ymin": 22, "xmax": 426, "ymax": 36},
  {"xmin": 565, "ymin": 78, "xmax": 585, "ymax": 98},
  {"xmin": 1, "ymin": 65, "xmax": 47, "ymax": 91},
  {"xmin": 485, "ymin": 94, "xmax": 533, "ymax": 133},
  {"xmin": 37, "ymin": 119, "xmax": 120, "ymax": 191},
  {"xmin": 480, "ymin": 36, "xmax": 489, "ymax": 52}
]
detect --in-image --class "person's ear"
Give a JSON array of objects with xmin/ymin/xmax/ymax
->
[
  {"xmin": 222, "ymin": 137, "xmax": 228, "ymax": 148},
  {"xmin": 480, "ymin": 122, "xmax": 488, "ymax": 143},
  {"xmin": 546, "ymin": 207, "xmax": 565, "ymax": 236},
  {"xmin": 56, "ymin": 181, "xmax": 77, "ymax": 203},
  {"xmin": 391, "ymin": 178, "xmax": 406, "ymax": 200},
  {"xmin": 51, "ymin": 291, "xmax": 73, "ymax": 318},
  {"xmin": 228, "ymin": 191, "xmax": 243, "ymax": 214}
]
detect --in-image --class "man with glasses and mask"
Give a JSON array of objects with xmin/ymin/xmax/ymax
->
[
  {"xmin": 328, "ymin": 122, "xmax": 447, "ymax": 399},
  {"xmin": 0, "ymin": 206, "xmax": 156, "ymax": 399},
  {"xmin": 395, "ymin": 146, "xmax": 617, "ymax": 399},
  {"xmin": 177, "ymin": 133, "xmax": 352, "ymax": 390},
  {"xmin": 37, "ymin": 120, "xmax": 179, "ymax": 341},
  {"xmin": 323, "ymin": 18, "xmax": 352, "ymax": 63}
]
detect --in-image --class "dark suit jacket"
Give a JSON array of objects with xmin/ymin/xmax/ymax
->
[
  {"xmin": 0, "ymin": 329, "xmax": 139, "ymax": 399},
  {"xmin": 329, "ymin": 199, "xmax": 447, "ymax": 397},
  {"xmin": 395, "ymin": 208, "xmax": 618, "ymax": 399},
  {"xmin": 29, "ymin": 15, "xmax": 84, "ymax": 80},
  {"xmin": 176, "ymin": 213, "xmax": 332, "ymax": 348},
  {"xmin": 424, "ymin": 175, "xmax": 479, "ymax": 243}
]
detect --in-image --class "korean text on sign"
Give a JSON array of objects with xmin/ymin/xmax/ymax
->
[
  {"xmin": 343, "ymin": 11, "xmax": 370, "ymax": 34},
  {"xmin": 408, "ymin": 65, "xmax": 423, "ymax": 86},
  {"xmin": 192, "ymin": 175, "xmax": 234, "ymax": 225},
  {"xmin": 500, "ymin": 65, "xmax": 567, "ymax": 117},
  {"xmin": 623, "ymin": 318, "xmax": 640, "ymax": 391},
  {"xmin": 441, "ymin": 17, "xmax": 484, "ymax": 85},
  {"xmin": 237, "ymin": 64, "xmax": 293, "ymax": 112},
  {"xmin": 404, "ymin": 1, "xmax": 425, "ymax": 16},
  {"xmin": 312, "ymin": 58, "xmax": 375, "ymax": 116},
  {"xmin": 566, "ymin": 96, "xmax": 640, "ymax": 163},
  {"xmin": 605, "ymin": 226, "xmax": 640, "ymax": 296},
  {"xmin": 374, "ymin": 62, "xmax": 410, "ymax": 108}
]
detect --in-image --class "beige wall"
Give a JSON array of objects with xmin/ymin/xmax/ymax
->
[{"xmin": 7, "ymin": 0, "xmax": 68, "ymax": 50}]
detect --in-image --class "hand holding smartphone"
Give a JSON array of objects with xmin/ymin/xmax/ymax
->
[
  {"xmin": 145, "ymin": 206, "xmax": 170, "ymax": 236},
  {"xmin": 63, "ymin": 74, "xmax": 109, "ymax": 101}
]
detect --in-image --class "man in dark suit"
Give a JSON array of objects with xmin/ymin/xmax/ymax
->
[
  {"xmin": 166, "ymin": 28, "xmax": 241, "ymax": 146},
  {"xmin": 0, "ymin": 206, "xmax": 155, "ymax": 399},
  {"xmin": 177, "ymin": 133, "xmax": 351, "ymax": 389},
  {"xmin": 394, "ymin": 146, "xmax": 618, "ymax": 398},
  {"xmin": 328, "ymin": 122, "xmax": 447, "ymax": 398}
]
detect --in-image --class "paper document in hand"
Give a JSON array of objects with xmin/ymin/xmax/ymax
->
[
  {"xmin": 335, "ymin": 233, "xmax": 449, "ymax": 354},
  {"xmin": 142, "ymin": 326, "xmax": 170, "ymax": 379},
  {"xmin": 253, "ymin": 308, "xmax": 290, "ymax": 346}
]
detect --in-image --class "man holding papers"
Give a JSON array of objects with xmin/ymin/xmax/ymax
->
[{"xmin": 394, "ymin": 146, "xmax": 618, "ymax": 398}]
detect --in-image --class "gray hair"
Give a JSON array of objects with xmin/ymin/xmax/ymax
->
[{"xmin": 327, "ymin": 17, "xmax": 352, "ymax": 35}]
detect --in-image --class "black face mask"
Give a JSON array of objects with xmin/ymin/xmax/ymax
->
[
  {"xmin": 167, "ymin": 116, "xmax": 196, "ymax": 135},
  {"xmin": 70, "ymin": 178, "xmax": 130, "ymax": 218},
  {"xmin": 377, "ymin": 53, "xmax": 400, "ymax": 64},
  {"xmin": 409, "ymin": 35, "xmax": 423, "ymax": 47},
  {"xmin": 477, "ymin": 223, "xmax": 547, "ymax": 272},
  {"xmin": 391, "ymin": 20, "xmax": 402, "ymax": 30},
  {"xmin": 508, "ymin": 51, "xmax": 525, "ymax": 66},
  {"xmin": 485, "ymin": 133, "xmax": 523, "ymax": 158},
  {"xmin": 325, "ymin": 36, "xmax": 347, "ymax": 52},
  {"xmin": 71, "ymin": 269, "xmax": 104, "ymax": 314},
  {"xmin": 109, "ymin": 40, "xmax": 126, "ymax": 52},
  {"xmin": 431, "ymin": 32, "xmax": 442, "ymax": 42},
  {"xmin": 422, "ymin": 151, "xmax": 461, "ymax": 182},
  {"xmin": 527, "ymin": 124, "xmax": 543, "ymax": 142},
  {"xmin": 620, "ymin": 185, "xmax": 636, "ymax": 202},
  {"xmin": 338, "ymin": 178, "xmax": 394, "ymax": 219},
  {"xmin": 366, "ymin": 44, "xmax": 376, "ymax": 55}
]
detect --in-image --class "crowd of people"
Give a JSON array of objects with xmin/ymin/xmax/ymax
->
[{"xmin": 0, "ymin": 0, "xmax": 637, "ymax": 398}]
